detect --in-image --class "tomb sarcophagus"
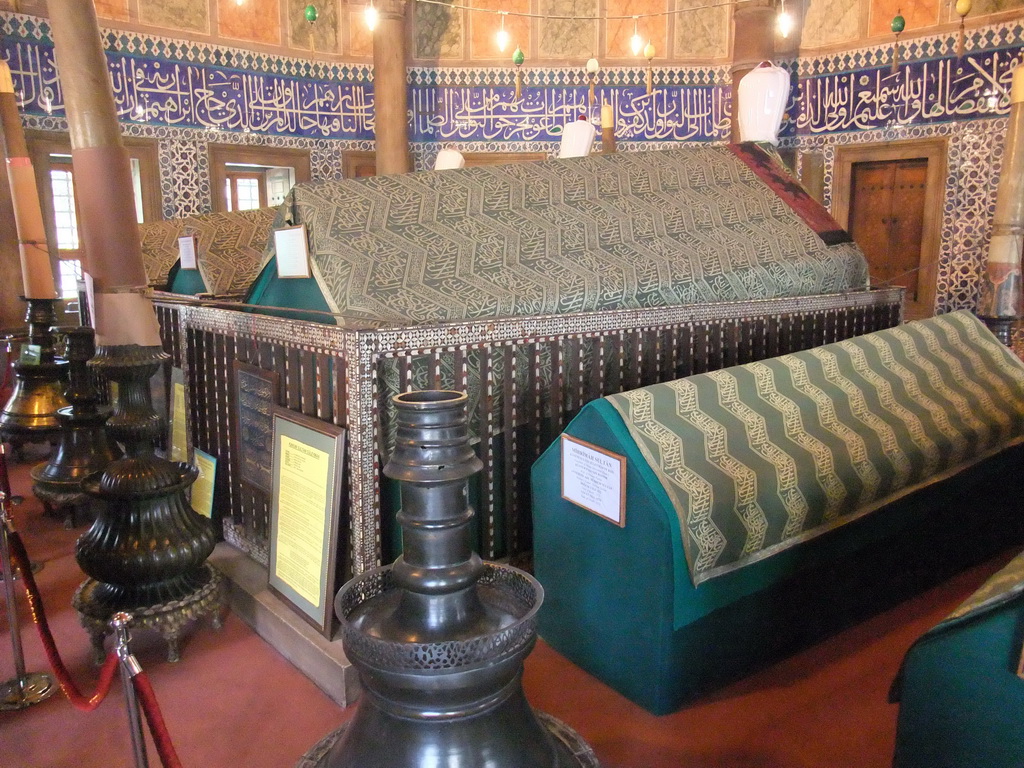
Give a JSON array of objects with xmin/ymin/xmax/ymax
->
[{"xmin": 152, "ymin": 144, "xmax": 903, "ymax": 579}]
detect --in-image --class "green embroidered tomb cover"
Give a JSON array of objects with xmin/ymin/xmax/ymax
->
[
  {"xmin": 605, "ymin": 311, "xmax": 1024, "ymax": 585},
  {"xmin": 258, "ymin": 145, "xmax": 868, "ymax": 325}
]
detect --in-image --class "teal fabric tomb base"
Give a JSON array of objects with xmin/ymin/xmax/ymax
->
[
  {"xmin": 533, "ymin": 398, "xmax": 1024, "ymax": 714},
  {"xmin": 893, "ymin": 594, "xmax": 1024, "ymax": 768},
  {"xmin": 244, "ymin": 259, "xmax": 336, "ymax": 325},
  {"xmin": 167, "ymin": 262, "xmax": 209, "ymax": 295}
]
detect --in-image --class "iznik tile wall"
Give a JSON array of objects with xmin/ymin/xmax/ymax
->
[{"xmin": 1, "ymin": 8, "xmax": 1022, "ymax": 314}]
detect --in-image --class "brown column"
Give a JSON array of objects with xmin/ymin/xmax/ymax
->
[
  {"xmin": 373, "ymin": 0, "xmax": 411, "ymax": 174},
  {"xmin": 47, "ymin": 0, "xmax": 160, "ymax": 347},
  {"xmin": 730, "ymin": 0, "xmax": 776, "ymax": 143}
]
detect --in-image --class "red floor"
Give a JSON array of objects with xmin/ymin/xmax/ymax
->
[{"xmin": 0, "ymin": 445, "xmax": 1013, "ymax": 768}]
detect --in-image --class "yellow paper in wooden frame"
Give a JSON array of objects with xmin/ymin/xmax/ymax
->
[
  {"xmin": 274, "ymin": 224, "xmax": 312, "ymax": 279},
  {"xmin": 560, "ymin": 434, "xmax": 627, "ymax": 527}
]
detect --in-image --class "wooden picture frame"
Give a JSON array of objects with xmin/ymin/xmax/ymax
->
[
  {"xmin": 168, "ymin": 366, "xmax": 188, "ymax": 463},
  {"xmin": 560, "ymin": 434, "xmax": 627, "ymax": 527},
  {"xmin": 268, "ymin": 407, "xmax": 345, "ymax": 637},
  {"xmin": 232, "ymin": 361, "xmax": 279, "ymax": 494}
]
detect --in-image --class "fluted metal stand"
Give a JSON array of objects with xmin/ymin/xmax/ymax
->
[
  {"xmin": 300, "ymin": 390, "xmax": 596, "ymax": 768},
  {"xmin": 31, "ymin": 327, "xmax": 118, "ymax": 526},
  {"xmin": 0, "ymin": 298, "xmax": 68, "ymax": 446},
  {"xmin": 72, "ymin": 344, "xmax": 222, "ymax": 663}
]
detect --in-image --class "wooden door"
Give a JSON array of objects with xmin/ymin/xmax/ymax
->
[{"xmin": 848, "ymin": 158, "xmax": 929, "ymax": 315}]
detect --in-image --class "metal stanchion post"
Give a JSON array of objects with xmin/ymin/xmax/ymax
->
[
  {"xmin": 0, "ymin": 490, "xmax": 56, "ymax": 710},
  {"xmin": 0, "ymin": 442, "xmax": 41, "ymax": 585},
  {"xmin": 111, "ymin": 613, "xmax": 150, "ymax": 768}
]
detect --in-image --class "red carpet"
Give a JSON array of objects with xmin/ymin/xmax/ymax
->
[{"xmin": 0, "ymin": 445, "xmax": 1013, "ymax": 768}]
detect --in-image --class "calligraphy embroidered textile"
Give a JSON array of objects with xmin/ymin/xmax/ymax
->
[{"xmin": 606, "ymin": 311, "xmax": 1024, "ymax": 585}]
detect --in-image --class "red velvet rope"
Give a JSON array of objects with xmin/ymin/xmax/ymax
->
[
  {"xmin": 5, "ymin": 523, "xmax": 119, "ymax": 711},
  {"xmin": 132, "ymin": 671, "xmax": 185, "ymax": 768}
]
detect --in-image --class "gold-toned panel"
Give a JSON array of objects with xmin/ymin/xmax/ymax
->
[
  {"xmin": 139, "ymin": 0, "xmax": 210, "ymax": 34},
  {"xmin": 606, "ymin": 0, "xmax": 668, "ymax": 60},
  {"xmin": 539, "ymin": 0, "xmax": 599, "ymax": 60},
  {"xmin": 802, "ymin": 0, "xmax": 861, "ymax": 47},
  {"xmin": 967, "ymin": 0, "xmax": 1024, "ymax": 16},
  {"xmin": 868, "ymin": 0, "xmax": 938, "ymax": 37},
  {"xmin": 288, "ymin": 0, "xmax": 340, "ymax": 53},
  {"xmin": 672, "ymin": 0, "xmax": 729, "ymax": 59},
  {"xmin": 414, "ymin": 0, "xmax": 464, "ymax": 59},
  {"xmin": 469, "ymin": 0, "xmax": 531, "ymax": 62},
  {"xmin": 347, "ymin": 8, "xmax": 373, "ymax": 57},
  {"xmin": 93, "ymin": 0, "xmax": 129, "ymax": 21},
  {"xmin": 219, "ymin": 0, "xmax": 282, "ymax": 45}
]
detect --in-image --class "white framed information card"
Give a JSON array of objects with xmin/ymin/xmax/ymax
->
[
  {"xmin": 274, "ymin": 224, "xmax": 312, "ymax": 279},
  {"xmin": 560, "ymin": 434, "xmax": 626, "ymax": 526},
  {"xmin": 178, "ymin": 235, "xmax": 198, "ymax": 270}
]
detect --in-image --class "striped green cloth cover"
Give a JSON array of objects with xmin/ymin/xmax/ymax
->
[{"xmin": 606, "ymin": 311, "xmax": 1024, "ymax": 585}]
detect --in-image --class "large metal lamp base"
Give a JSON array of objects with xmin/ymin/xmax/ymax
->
[
  {"xmin": 298, "ymin": 711, "xmax": 599, "ymax": 768},
  {"xmin": 72, "ymin": 563, "xmax": 225, "ymax": 664},
  {"xmin": 0, "ymin": 671, "xmax": 57, "ymax": 711}
]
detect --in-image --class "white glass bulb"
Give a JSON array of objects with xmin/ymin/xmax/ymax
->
[
  {"xmin": 496, "ymin": 27, "xmax": 511, "ymax": 52},
  {"xmin": 630, "ymin": 32, "xmax": 643, "ymax": 56},
  {"xmin": 365, "ymin": 4, "xmax": 379, "ymax": 31},
  {"xmin": 777, "ymin": 8, "xmax": 794, "ymax": 37}
]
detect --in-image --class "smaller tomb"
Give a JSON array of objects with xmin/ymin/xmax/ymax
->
[{"xmin": 140, "ymin": 207, "xmax": 277, "ymax": 297}]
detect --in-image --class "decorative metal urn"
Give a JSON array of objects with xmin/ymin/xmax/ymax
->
[
  {"xmin": 31, "ymin": 326, "xmax": 118, "ymax": 524},
  {"xmin": 302, "ymin": 390, "xmax": 596, "ymax": 768},
  {"xmin": 72, "ymin": 344, "xmax": 221, "ymax": 662},
  {"xmin": 0, "ymin": 298, "xmax": 68, "ymax": 443}
]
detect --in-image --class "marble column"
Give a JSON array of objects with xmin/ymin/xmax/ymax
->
[
  {"xmin": 0, "ymin": 60, "xmax": 57, "ymax": 303},
  {"xmin": 373, "ymin": 0, "xmax": 411, "ymax": 175},
  {"xmin": 977, "ymin": 65, "xmax": 1024, "ymax": 345},
  {"xmin": 0, "ymin": 62, "xmax": 34, "ymax": 329},
  {"xmin": 47, "ymin": 0, "xmax": 161, "ymax": 348},
  {"xmin": 730, "ymin": 0, "xmax": 776, "ymax": 143}
]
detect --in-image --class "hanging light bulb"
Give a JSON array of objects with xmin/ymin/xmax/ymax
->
[
  {"xmin": 630, "ymin": 16, "xmax": 643, "ymax": 56},
  {"xmin": 496, "ymin": 13, "xmax": 510, "ymax": 53},
  {"xmin": 776, "ymin": 0, "xmax": 795, "ymax": 37},
  {"xmin": 365, "ymin": 0, "xmax": 379, "ymax": 31}
]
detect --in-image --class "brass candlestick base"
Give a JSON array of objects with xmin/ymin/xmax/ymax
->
[
  {"xmin": 0, "ymin": 672, "xmax": 57, "ymax": 711},
  {"xmin": 0, "ymin": 298, "xmax": 68, "ymax": 444},
  {"xmin": 32, "ymin": 327, "xmax": 118, "ymax": 527}
]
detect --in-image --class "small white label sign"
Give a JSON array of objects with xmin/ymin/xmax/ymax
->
[
  {"xmin": 178, "ymin": 235, "xmax": 198, "ymax": 270},
  {"xmin": 561, "ymin": 434, "xmax": 626, "ymax": 526},
  {"xmin": 274, "ymin": 224, "xmax": 312, "ymax": 279}
]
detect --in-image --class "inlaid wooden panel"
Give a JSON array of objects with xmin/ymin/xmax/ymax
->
[
  {"xmin": 606, "ymin": 0, "xmax": 667, "ymax": 60},
  {"xmin": 219, "ymin": 0, "xmax": 282, "ymax": 45}
]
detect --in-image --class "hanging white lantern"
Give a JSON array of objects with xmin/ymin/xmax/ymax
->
[
  {"xmin": 434, "ymin": 147, "xmax": 466, "ymax": 170},
  {"xmin": 737, "ymin": 61, "xmax": 790, "ymax": 146},
  {"xmin": 558, "ymin": 117, "xmax": 597, "ymax": 159}
]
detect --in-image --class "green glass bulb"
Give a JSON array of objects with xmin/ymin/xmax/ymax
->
[
  {"xmin": 512, "ymin": 47, "xmax": 525, "ymax": 66},
  {"xmin": 891, "ymin": 13, "xmax": 905, "ymax": 33},
  {"xmin": 304, "ymin": 4, "xmax": 319, "ymax": 22}
]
